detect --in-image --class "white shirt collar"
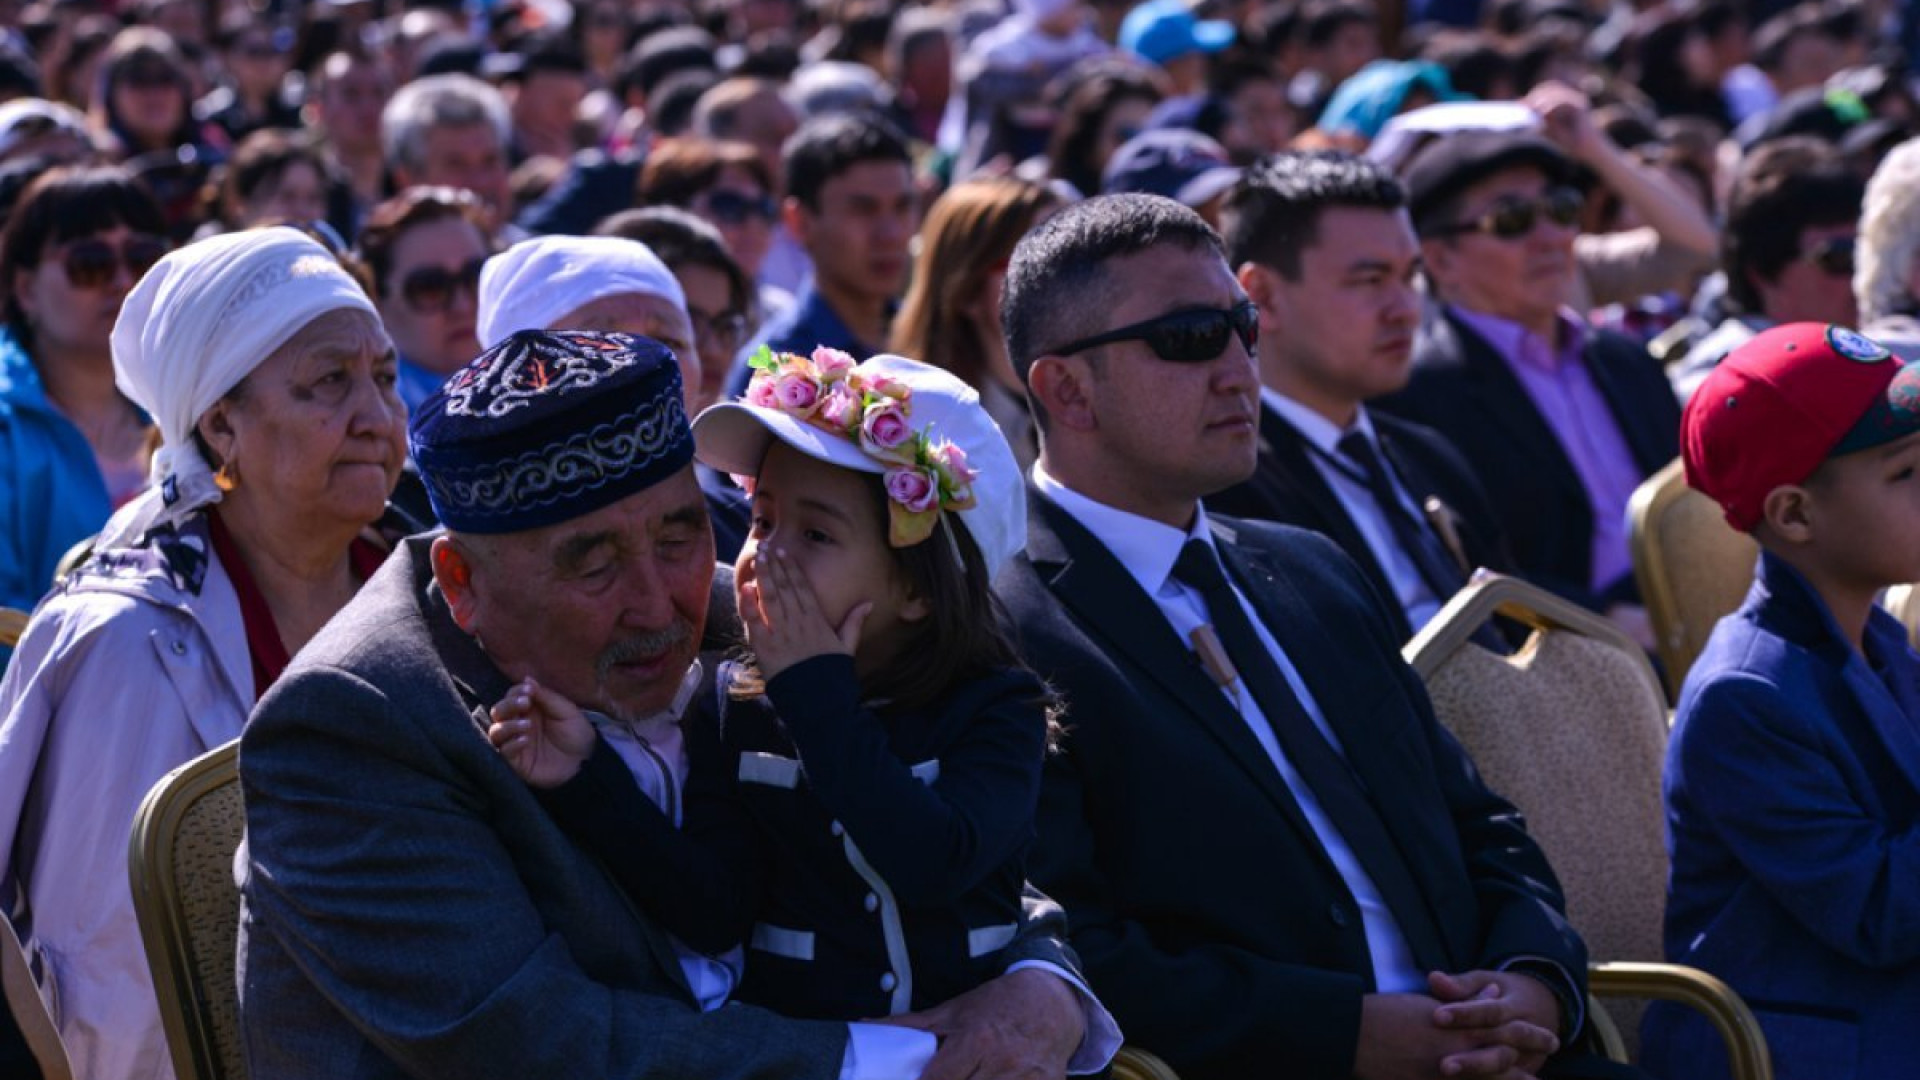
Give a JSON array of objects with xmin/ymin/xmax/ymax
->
[
  {"xmin": 1258, "ymin": 386, "xmax": 1379, "ymax": 458},
  {"xmin": 1031, "ymin": 461, "xmax": 1213, "ymax": 598}
]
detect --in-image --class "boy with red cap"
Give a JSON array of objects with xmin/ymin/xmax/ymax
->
[{"xmin": 1645, "ymin": 322, "xmax": 1920, "ymax": 1079}]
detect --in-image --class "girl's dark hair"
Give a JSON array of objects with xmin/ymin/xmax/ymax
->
[
  {"xmin": 97, "ymin": 27, "xmax": 199, "ymax": 155},
  {"xmin": 0, "ymin": 165, "xmax": 166, "ymax": 347},
  {"xmin": 730, "ymin": 481, "xmax": 1050, "ymax": 722}
]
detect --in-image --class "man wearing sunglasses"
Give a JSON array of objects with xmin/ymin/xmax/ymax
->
[
  {"xmin": 1381, "ymin": 131, "xmax": 1679, "ymax": 645},
  {"xmin": 997, "ymin": 194, "xmax": 1634, "ymax": 1080},
  {"xmin": 1670, "ymin": 138, "xmax": 1864, "ymax": 402},
  {"xmin": 1210, "ymin": 150, "xmax": 1514, "ymax": 642}
]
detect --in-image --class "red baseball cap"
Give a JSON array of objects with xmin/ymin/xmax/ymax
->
[{"xmin": 1683, "ymin": 322, "xmax": 1920, "ymax": 530}]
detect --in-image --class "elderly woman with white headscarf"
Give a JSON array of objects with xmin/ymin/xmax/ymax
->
[{"xmin": 0, "ymin": 227, "xmax": 406, "ymax": 1080}]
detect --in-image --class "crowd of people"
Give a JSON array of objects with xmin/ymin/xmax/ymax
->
[{"xmin": 2, "ymin": 0, "xmax": 1920, "ymax": 1078}]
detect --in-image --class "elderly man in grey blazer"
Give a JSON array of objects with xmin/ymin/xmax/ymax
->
[{"xmin": 236, "ymin": 330, "xmax": 1106, "ymax": 1079}]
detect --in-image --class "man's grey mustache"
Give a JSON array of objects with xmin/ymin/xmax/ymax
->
[{"xmin": 594, "ymin": 619, "xmax": 694, "ymax": 682}]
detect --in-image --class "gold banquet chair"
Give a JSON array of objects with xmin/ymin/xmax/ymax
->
[
  {"xmin": 1405, "ymin": 574, "xmax": 1771, "ymax": 1080},
  {"xmin": 1629, "ymin": 458, "xmax": 1758, "ymax": 699},
  {"xmin": 128, "ymin": 741, "xmax": 248, "ymax": 1080},
  {"xmin": 1109, "ymin": 1045, "xmax": 1181, "ymax": 1080}
]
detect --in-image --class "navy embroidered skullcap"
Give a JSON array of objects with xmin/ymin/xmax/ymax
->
[{"xmin": 408, "ymin": 330, "xmax": 693, "ymax": 534}]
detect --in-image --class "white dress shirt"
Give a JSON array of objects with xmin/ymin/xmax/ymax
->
[
  {"xmin": 1033, "ymin": 464, "xmax": 1426, "ymax": 993},
  {"xmin": 1260, "ymin": 389, "xmax": 1444, "ymax": 632},
  {"xmin": 592, "ymin": 658, "xmax": 1121, "ymax": 1078}
]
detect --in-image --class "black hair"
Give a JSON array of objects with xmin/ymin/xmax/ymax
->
[
  {"xmin": 1722, "ymin": 137, "xmax": 1864, "ymax": 315},
  {"xmin": 0, "ymin": 166, "xmax": 165, "ymax": 350},
  {"xmin": 507, "ymin": 28, "xmax": 589, "ymax": 80},
  {"xmin": 1002, "ymin": 193, "xmax": 1225, "ymax": 381},
  {"xmin": 1302, "ymin": 0, "xmax": 1376, "ymax": 49},
  {"xmin": 782, "ymin": 111, "xmax": 912, "ymax": 210},
  {"xmin": 1220, "ymin": 151, "xmax": 1405, "ymax": 278},
  {"xmin": 592, "ymin": 205, "xmax": 752, "ymax": 316},
  {"xmin": 616, "ymin": 25, "xmax": 717, "ymax": 102}
]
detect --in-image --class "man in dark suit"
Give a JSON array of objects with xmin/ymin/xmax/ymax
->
[
  {"xmin": 994, "ymin": 193, "xmax": 1636, "ymax": 1080},
  {"xmin": 1375, "ymin": 130, "xmax": 1680, "ymax": 646},
  {"xmin": 238, "ymin": 331, "xmax": 1106, "ymax": 1079},
  {"xmin": 1210, "ymin": 151, "xmax": 1513, "ymax": 640}
]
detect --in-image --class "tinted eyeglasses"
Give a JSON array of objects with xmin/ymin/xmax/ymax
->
[
  {"xmin": 398, "ymin": 257, "xmax": 485, "ymax": 313},
  {"xmin": 59, "ymin": 235, "xmax": 168, "ymax": 289},
  {"xmin": 1799, "ymin": 235, "xmax": 1856, "ymax": 278},
  {"xmin": 1428, "ymin": 186, "xmax": 1585, "ymax": 241},
  {"xmin": 700, "ymin": 189, "xmax": 779, "ymax": 225},
  {"xmin": 1047, "ymin": 301, "xmax": 1259, "ymax": 365},
  {"xmin": 690, "ymin": 305, "xmax": 752, "ymax": 353}
]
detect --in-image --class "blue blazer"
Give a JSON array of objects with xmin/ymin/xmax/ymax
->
[{"xmin": 1646, "ymin": 551, "xmax": 1920, "ymax": 1080}]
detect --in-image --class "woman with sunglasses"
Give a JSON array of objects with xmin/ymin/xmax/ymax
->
[
  {"xmin": 638, "ymin": 137, "xmax": 789, "ymax": 315},
  {"xmin": 0, "ymin": 166, "xmax": 166, "ymax": 617},
  {"xmin": 88, "ymin": 28, "xmax": 222, "ymax": 164},
  {"xmin": 890, "ymin": 177, "xmax": 1066, "ymax": 471},
  {"xmin": 0, "ymin": 227, "xmax": 410, "ymax": 1080},
  {"xmin": 356, "ymin": 187, "xmax": 492, "ymax": 413}
]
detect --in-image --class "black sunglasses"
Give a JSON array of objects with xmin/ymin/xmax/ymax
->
[
  {"xmin": 1047, "ymin": 301, "xmax": 1259, "ymax": 365},
  {"xmin": 700, "ymin": 188, "xmax": 778, "ymax": 225},
  {"xmin": 1800, "ymin": 235, "xmax": 1856, "ymax": 278},
  {"xmin": 60, "ymin": 235, "xmax": 167, "ymax": 289},
  {"xmin": 1429, "ymin": 186, "xmax": 1585, "ymax": 241},
  {"xmin": 399, "ymin": 257, "xmax": 486, "ymax": 313}
]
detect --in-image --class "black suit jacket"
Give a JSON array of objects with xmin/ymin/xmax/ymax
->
[
  {"xmin": 1375, "ymin": 310, "xmax": 1680, "ymax": 611},
  {"xmin": 1211, "ymin": 404, "xmax": 1515, "ymax": 640},
  {"xmin": 993, "ymin": 489, "xmax": 1587, "ymax": 1080}
]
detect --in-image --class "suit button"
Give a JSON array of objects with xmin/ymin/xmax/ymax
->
[
  {"xmin": 864, "ymin": 892, "xmax": 879, "ymax": 913},
  {"xmin": 170, "ymin": 640, "xmax": 187, "ymax": 656},
  {"xmin": 830, "ymin": 821, "xmax": 844, "ymax": 838},
  {"xmin": 1328, "ymin": 903, "xmax": 1351, "ymax": 928},
  {"xmin": 879, "ymin": 972, "xmax": 897, "ymax": 992}
]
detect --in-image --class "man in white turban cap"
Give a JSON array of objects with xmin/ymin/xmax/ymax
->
[
  {"xmin": 476, "ymin": 233, "xmax": 701, "ymax": 406},
  {"xmin": 0, "ymin": 226, "xmax": 405, "ymax": 1080}
]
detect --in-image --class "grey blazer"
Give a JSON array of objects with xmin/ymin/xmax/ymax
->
[{"xmin": 237, "ymin": 538, "xmax": 852, "ymax": 1079}]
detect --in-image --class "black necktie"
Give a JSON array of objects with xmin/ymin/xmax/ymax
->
[
  {"xmin": 1335, "ymin": 432, "xmax": 1467, "ymax": 607},
  {"xmin": 1172, "ymin": 539, "xmax": 1446, "ymax": 975}
]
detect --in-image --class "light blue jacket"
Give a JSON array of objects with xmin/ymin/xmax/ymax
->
[{"xmin": 0, "ymin": 327, "xmax": 112, "ymax": 616}]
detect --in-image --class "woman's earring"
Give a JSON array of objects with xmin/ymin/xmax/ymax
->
[{"xmin": 214, "ymin": 460, "xmax": 239, "ymax": 492}]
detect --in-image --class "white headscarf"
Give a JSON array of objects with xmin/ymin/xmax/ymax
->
[
  {"xmin": 98, "ymin": 227, "xmax": 379, "ymax": 549},
  {"xmin": 475, "ymin": 234, "xmax": 688, "ymax": 351}
]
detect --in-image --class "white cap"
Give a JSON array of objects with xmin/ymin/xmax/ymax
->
[
  {"xmin": 693, "ymin": 351, "xmax": 1026, "ymax": 578},
  {"xmin": 476, "ymin": 234, "xmax": 687, "ymax": 350}
]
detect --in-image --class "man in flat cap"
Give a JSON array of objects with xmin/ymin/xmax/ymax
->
[
  {"xmin": 236, "ymin": 330, "xmax": 1107, "ymax": 1079},
  {"xmin": 1377, "ymin": 130, "xmax": 1679, "ymax": 645}
]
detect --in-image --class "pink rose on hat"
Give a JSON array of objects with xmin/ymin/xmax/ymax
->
[
  {"xmin": 773, "ymin": 371, "xmax": 821, "ymax": 415},
  {"xmin": 884, "ymin": 465, "xmax": 940, "ymax": 514},
  {"xmin": 746, "ymin": 376, "xmax": 779, "ymax": 409},
  {"xmin": 811, "ymin": 346, "xmax": 857, "ymax": 381},
  {"xmin": 819, "ymin": 381, "xmax": 863, "ymax": 430},
  {"xmin": 927, "ymin": 439, "xmax": 978, "ymax": 497},
  {"xmin": 860, "ymin": 398, "xmax": 915, "ymax": 462}
]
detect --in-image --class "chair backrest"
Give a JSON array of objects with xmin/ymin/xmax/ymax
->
[
  {"xmin": 1405, "ymin": 575, "xmax": 1672, "ymax": 1044},
  {"xmin": 1629, "ymin": 458, "xmax": 1758, "ymax": 699},
  {"xmin": 128, "ymin": 741, "xmax": 247, "ymax": 1080},
  {"xmin": 0, "ymin": 608, "xmax": 27, "ymax": 649}
]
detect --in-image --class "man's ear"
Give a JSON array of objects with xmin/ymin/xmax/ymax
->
[
  {"xmin": 1027, "ymin": 353, "xmax": 1096, "ymax": 432},
  {"xmin": 432, "ymin": 535, "xmax": 481, "ymax": 632},
  {"xmin": 782, "ymin": 196, "xmax": 809, "ymax": 245},
  {"xmin": 1238, "ymin": 261, "xmax": 1282, "ymax": 325},
  {"xmin": 1418, "ymin": 238, "xmax": 1452, "ymax": 296},
  {"xmin": 1759, "ymin": 483, "xmax": 1815, "ymax": 545}
]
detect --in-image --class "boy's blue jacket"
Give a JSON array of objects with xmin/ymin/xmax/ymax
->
[{"xmin": 1644, "ymin": 550, "xmax": 1920, "ymax": 1080}]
